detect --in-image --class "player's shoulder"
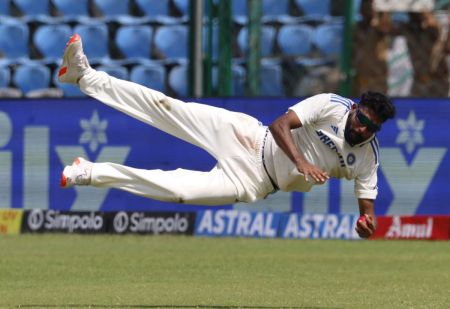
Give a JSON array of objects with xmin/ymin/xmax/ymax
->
[
  {"xmin": 290, "ymin": 93, "xmax": 354, "ymax": 117},
  {"xmin": 312, "ymin": 93, "xmax": 354, "ymax": 120},
  {"xmin": 328, "ymin": 93, "xmax": 354, "ymax": 111}
]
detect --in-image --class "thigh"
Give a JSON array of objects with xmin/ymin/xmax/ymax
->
[
  {"xmin": 170, "ymin": 103, "xmax": 262, "ymax": 158},
  {"xmin": 81, "ymin": 71, "xmax": 261, "ymax": 159},
  {"xmin": 141, "ymin": 95, "xmax": 262, "ymax": 159}
]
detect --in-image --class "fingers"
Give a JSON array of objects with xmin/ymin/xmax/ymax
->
[
  {"xmin": 298, "ymin": 163, "xmax": 330, "ymax": 183},
  {"xmin": 311, "ymin": 171, "xmax": 329, "ymax": 184},
  {"xmin": 303, "ymin": 172, "xmax": 309, "ymax": 182},
  {"xmin": 364, "ymin": 214, "xmax": 376, "ymax": 231},
  {"xmin": 303, "ymin": 169, "xmax": 329, "ymax": 183},
  {"xmin": 355, "ymin": 215, "xmax": 376, "ymax": 239},
  {"xmin": 355, "ymin": 223, "xmax": 370, "ymax": 238}
]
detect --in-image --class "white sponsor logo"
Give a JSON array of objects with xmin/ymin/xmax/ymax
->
[
  {"xmin": 27, "ymin": 209, "xmax": 45, "ymax": 230},
  {"xmin": 282, "ymin": 214, "xmax": 360, "ymax": 239},
  {"xmin": 113, "ymin": 212, "xmax": 189, "ymax": 234},
  {"xmin": 197, "ymin": 210, "xmax": 277, "ymax": 237},
  {"xmin": 113, "ymin": 211, "xmax": 129, "ymax": 233},
  {"xmin": 27, "ymin": 210, "xmax": 103, "ymax": 232},
  {"xmin": 385, "ymin": 216, "xmax": 433, "ymax": 239},
  {"xmin": 382, "ymin": 111, "xmax": 447, "ymax": 214},
  {"xmin": 45, "ymin": 211, "xmax": 103, "ymax": 232},
  {"xmin": 0, "ymin": 110, "xmax": 130, "ymax": 210}
]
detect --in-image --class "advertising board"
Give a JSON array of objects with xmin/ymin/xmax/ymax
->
[
  {"xmin": 108, "ymin": 211, "xmax": 196, "ymax": 235},
  {"xmin": 0, "ymin": 209, "xmax": 23, "ymax": 235},
  {"xmin": 0, "ymin": 97, "xmax": 448, "ymax": 215}
]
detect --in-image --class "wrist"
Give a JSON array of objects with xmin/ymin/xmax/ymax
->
[{"xmin": 295, "ymin": 157, "xmax": 307, "ymax": 167}]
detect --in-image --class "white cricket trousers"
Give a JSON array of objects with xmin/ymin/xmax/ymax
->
[{"xmin": 79, "ymin": 70, "xmax": 275, "ymax": 205}]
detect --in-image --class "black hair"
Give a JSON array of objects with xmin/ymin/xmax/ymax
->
[{"xmin": 359, "ymin": 91, "xmax": 396, "ymax": 122}]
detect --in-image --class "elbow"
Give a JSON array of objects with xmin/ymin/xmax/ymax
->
[
  {"xmin": 268, "ymin": 123, "xmax": 279, "ymax": 139},
  {"xmin": 269, "ymin": 119, "xmax": 283, "ymax": 137},
  {"xmin": 268, "ymin": 123, "xmax": 275, "ymax": 135}
]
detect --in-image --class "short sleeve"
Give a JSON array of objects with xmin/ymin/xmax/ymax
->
[
  {"xmin": 354, "ymin": 162, "xmax": 378, "ymax": 199},
  {"xmin": 288, "ymin": 93, "xmax": 331, "ymax": 126}
]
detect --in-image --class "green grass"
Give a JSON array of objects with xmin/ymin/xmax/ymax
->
[{"xmin": 0, "ymin": 235, "xmax": 449, "ymax": 309}]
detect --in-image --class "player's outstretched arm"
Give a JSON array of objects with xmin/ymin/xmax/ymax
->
[
  {"xmin": 269, "ymin": 111, "xmax": 329, "ymax": 183},
  {"xmin": 356, "ymin": 198, "xmax": 377, "ymax": 238}
]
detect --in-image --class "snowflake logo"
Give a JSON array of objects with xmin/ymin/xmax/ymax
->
[
  {"xmin": 396, "ymin": 111, "xmax": 424, "ymax": 154},
  {"xmin": 79, "ymin": 110, "xmax": 108, "ymax": 152}
]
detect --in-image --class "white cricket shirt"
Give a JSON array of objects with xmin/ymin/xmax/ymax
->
[{"xmin": 264, "ymin": 93, "xmax": 379, "ymax": 199}]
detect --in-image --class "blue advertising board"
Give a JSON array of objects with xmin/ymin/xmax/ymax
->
[
  {"xmin": 194, "ymin": 210, "xmax": 361, "ymax": 239},
  {"xmin": 195, "ymin": 210, "xmax": 281, "ymax": 238},
  {"xmin": 0, "ymin": 97, "xmax": 448, "ymax": 215}
]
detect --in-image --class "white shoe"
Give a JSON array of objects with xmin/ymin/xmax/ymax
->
[
  {"xmin": 61, "ymin": 157, "xmax": 93, "ymax": 188},
  {"xmin": 58, "ymin": 34, "xmax": 91, "ymax": 84}
]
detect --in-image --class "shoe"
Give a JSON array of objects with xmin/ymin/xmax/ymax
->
[
  {"xmin": 61, "ymin": 157, "xmax": 93, "ymax": 188},
  {"xmin": 58, "ymin": 34, "xmax": 91, "ymax": 84}
]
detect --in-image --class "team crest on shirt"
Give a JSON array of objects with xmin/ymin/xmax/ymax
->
[{"xmin": 346, "ymin": 153, "xmax": 356, "ymax": 165}]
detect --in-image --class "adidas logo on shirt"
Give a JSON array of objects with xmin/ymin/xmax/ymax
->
[{"xmin": 331, "ymin": 125, "xmax": 338, "ymax": 134}]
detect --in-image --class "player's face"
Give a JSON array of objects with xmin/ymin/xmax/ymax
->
[{"xmin": 344, "ymin": 105, "xmax": 382, "ymax": 147}]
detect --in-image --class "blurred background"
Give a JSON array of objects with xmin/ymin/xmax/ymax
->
[{"xmin": 0, "ymin": 0, "xmax": 449, "ymax": 99}]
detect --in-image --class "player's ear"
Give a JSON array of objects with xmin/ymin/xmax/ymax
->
[{"xmin": 351, "ymin": 103, "xmax": 357, "ymax": 110}]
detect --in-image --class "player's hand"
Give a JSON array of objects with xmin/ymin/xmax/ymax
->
[
  {"xmin": 297, "ymin": 161, "xmax": 329, "ymax": 184},
  {"xmin": 355, "ymin": 214, "xmax": 376, "ymax": 239}
]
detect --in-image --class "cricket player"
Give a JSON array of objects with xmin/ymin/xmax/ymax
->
[{"xmin": 58, "ymin": 34, "xmax": 396, "ymax": 238}]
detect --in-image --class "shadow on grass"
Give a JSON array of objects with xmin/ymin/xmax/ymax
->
[{"xmin": 18, "ymin": 305, "xmax": 342, "ymax": 309}]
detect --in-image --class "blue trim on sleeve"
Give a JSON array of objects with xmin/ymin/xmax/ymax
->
[
  {"xmin": 330, "ymin": 94, "xmax": 352, "ymax": 110},
  {"xmin": 369, "ymin": 139, "xmax": 379, "ymax": 164}
]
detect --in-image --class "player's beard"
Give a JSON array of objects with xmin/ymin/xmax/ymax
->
[{"xmin": 344, "ymin": 114, "xmax": 366, "ymax": 147}]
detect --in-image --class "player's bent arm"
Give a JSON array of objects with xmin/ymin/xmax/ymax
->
[
  {"xmin": 269, "ymin": 111, "xmax": 329, "ymax": 183},
  {"xmin": 356, "ymin": 198, "xmax": 377, "ymax": 239},
  {"xmin": 269, "ymin": 111, "xmax": 304, "ymax": 164}
]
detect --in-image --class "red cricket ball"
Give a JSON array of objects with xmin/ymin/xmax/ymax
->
[{"xmin": 358, "ymin": 215, "xmax": 367, "ymax": 223}]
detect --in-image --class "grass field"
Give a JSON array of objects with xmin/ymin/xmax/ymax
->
[{"xmin": 0, "ymin": 235, "xmax": 449, "ymax": 309}]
